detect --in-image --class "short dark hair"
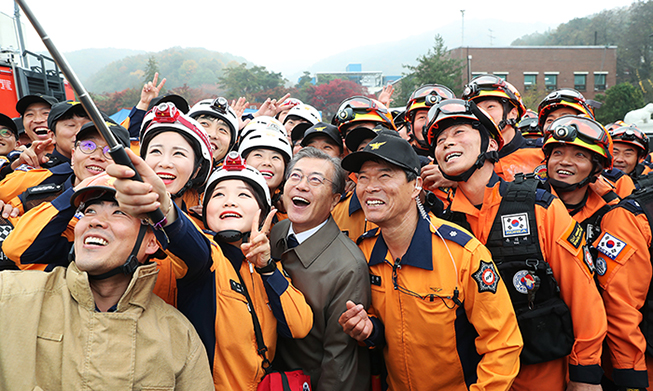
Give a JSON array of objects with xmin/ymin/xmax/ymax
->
[
  {"xmin": 286, "ymin": 147, "xmax": 346, "ymax": 195},
  {"xmin": 364, "ymin": 156, "xmax": 417, "ymax": 182}
]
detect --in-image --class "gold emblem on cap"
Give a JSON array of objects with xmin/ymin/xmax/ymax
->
[
  {"xmin": 369, "ymin": 141, "xmax": 386, "ymax": 150},
  {"xmin": 314, "ymin": 126, "xmax": 326, "ymax": 131}
]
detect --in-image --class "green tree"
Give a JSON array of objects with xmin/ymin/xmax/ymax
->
[
  {"xmin": 594, "ymin": 82, "xmax": 645, "ymax": 124},
  {"xmin": 394, "ymin": 34, "xmax": 464, "ymax": 105},
  {"xmin": 143, "ymin": 56, "xmax": 159, "ymax": 84},
  {"xmin": 218, "ymin": 63, "xmax": 286, "ymax": 101}
]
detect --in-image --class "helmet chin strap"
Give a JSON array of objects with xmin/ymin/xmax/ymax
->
[
  {"xmin": 497, "ymin": 100, "xmax": 518, "ymax": 131},
  {"xmin": 548, "ymin": 159, "xmax": 602, "ymax": 193},
  {"xmin": 407, "ymin": 121, "xmax": 430, "ymax": 150},
  {"xmin": 83, "ymin": 224, "xmax": 149, "ymax": 281}
]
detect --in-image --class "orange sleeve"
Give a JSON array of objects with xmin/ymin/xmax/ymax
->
[
  {"xmin": 595, "ymin": 206, "xmax": 650, "ymax": 388},
  {"xmin": 0, "ymin": 169, "xmax": 53, "ymax": 203},
  {"xmin": 537, "ymin": 198, "xmax": 607, "ymax": 382}
]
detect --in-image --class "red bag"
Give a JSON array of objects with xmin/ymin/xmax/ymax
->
[{"xmin": 257, "ymin": 370, "xmax": 312, "ymax": 391}]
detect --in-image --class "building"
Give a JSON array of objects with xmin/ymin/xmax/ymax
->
[
  {"xmin": 448, "ymin": 46, "xmax": 617, "ymax": 100},
  {"xmin": 313, "ymin": 64, "xmax": 401, "ymax": 94}
]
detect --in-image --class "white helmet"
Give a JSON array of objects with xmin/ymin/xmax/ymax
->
[
  {"xmin": 188, "ymin": 97, "xmax": 239, "ymax": 148},
  {"xmin": 202, "ymin": 151, "xmax": 272, "ymax": 227},
  {"xmin": 240, "ymin": 116, "xmax": 287, "ymax": 140},
  {"xmin": 283, "ymin": 104, "xmax": 322, "ymax": 125},
  {"xmin": 140, "ymin": 102, "xmax": 214, "ymax": 191},
  {"xmin": 239, "ymin": 128, "xmax": 293, "ymax": 162}
]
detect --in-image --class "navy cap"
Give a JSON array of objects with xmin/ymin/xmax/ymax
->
[
  {"xmin": 12, "ymin": 117, "xmax": 24, "ymax": 136},
  {"xmin": 290, "ymin": 122, "xmax": 312, "ymax": 142},
  {"xmin": 341, "ymin": 130, "xmax": 420, "ymax": 175},
  {"xmin": 47, "ymin": 101, "xmax": 87, "ymax": 133},
  {"xmin": 76, "ymin": 117, "xmax": 130, "ymax": 148},
  {"xmin": 344, "ymin": 124, "xmax": 389, "ymax": 152},
  {"xmin": 16, "ymin": 94, "xmax": 59, "ymax": 116},
  {"xmin": 0, "ymin": 113, "xmax": 18, "ymax": 138},
  {"xmin": 147, "ymin": 94, "xmax": 190, "ymax": 114},
  {"xmin": 300, "ymin": 122, "xmax": 343, "ymax": 152}
]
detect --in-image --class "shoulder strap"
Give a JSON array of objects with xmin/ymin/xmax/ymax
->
[{"xmin": 233, "ymin": 264, "xmax": 272, "ymax": 376}]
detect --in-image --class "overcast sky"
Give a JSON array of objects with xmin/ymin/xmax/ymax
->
[{"xmin": 0, "ymin": 0, "xmax": 637, "ymax": 76}]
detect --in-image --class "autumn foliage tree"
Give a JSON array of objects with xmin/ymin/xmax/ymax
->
[{"xmin": 308, "ymin": 79, "xmax": 368, "ymax": 119}]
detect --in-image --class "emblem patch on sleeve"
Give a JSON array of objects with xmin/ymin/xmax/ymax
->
[
  {"xmin": 596, "ymin": 233, "xmax": 626, "ymax": 260},
  {"xmin": 472, "ymin": 260, "xmax": 500, "ymax": 294},
  {"xmin": 501, "ymin": 213, "xmax": 530, "ymax": 237},
  {"xmin": 583, "ymin": 245, "xmax": 595, "ymax": 273},
  {"xmin": 566, "ymin": 222, "xmax": 583, "ymax": 249},
  {"xmin": 595, "ymin": 256, "xmax": 607, "ymax": 276}
]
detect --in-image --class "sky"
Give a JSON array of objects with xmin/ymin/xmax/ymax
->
[{"xmin": 0, "ymin": 0, "xmax": 638, "ymax": 77}]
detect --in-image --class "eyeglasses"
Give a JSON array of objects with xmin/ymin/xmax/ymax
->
[
  {"xmin": 547, "ymin": 116, "xmax": 610, "ymax": 148},
  {"xmin": 0, "ymin": 127, "xmax": 14, "ymax": 139},
  {"xmin": 77, "ymin": 140, "xmax": 112, "ymax": 159},
  {"xmin": 287, "ymin": 170, "xmax": 332, "ymax": 187},
  {"xmin": 386, "ymin": 259, "xmax": 458, "ymax": 309}
]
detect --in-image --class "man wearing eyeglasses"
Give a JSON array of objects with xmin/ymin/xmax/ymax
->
[
  {"xmin": 338, "ymin": 131, "xmax": 522, "ymax": 390},
  {"xmin": 270, "ymin": 146, "xmax": 372, "ymax": 390}
]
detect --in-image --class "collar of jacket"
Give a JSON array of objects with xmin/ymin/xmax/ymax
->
[
  {"xmin": 348, "ymin": 188, "xmax": 363, "ymax": 216},
  {"xmin": 498, "ymin": 130, "xmax": 526, "ymax": 159},
  {"xmin": 368, "ymin": 213, "xmax": 433, "ymax": 270},
  {"xmin": 276, "ymin": 215, "xmax": 340, "ymax": 269},
  {"xmin": 67, "ymin": 261, "xmax": 159, "ymax": 312}
]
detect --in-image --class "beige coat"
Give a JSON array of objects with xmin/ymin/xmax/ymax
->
[{"xmin": 0, "ymin": 262, "xmax": 213, "ymax": 391}]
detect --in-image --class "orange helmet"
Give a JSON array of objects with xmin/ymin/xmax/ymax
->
[
  {"xmin": 543, "ymin": 115, "xmax": 613, "ymax": 170},
  {"xmin": 462, "ymin": 74, "xmax": 526, "ymax": 125},
  {"xmin": 332, "ymin": 96, "xmax": 395, "ymax": 136},
  {"xmin": 609, "ymin": 125, "xmax": 649, "ymax": 157},
  {"xmin": 538, "ymin": 88, "xmax": 595, "ymax": 130},
  {"xmin": 405, "ymin": 84, "xmax": 456, "ymax": 119}
]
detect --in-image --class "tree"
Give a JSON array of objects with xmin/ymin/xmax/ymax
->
[
  {"xmin": 218, "ymin": 63, "xmax": 286, "ymax": 101},
  {"xmin": 143, "ymin": 56, "xmax": 159, "ymax": 85},
  {"xmin": 594, "ymin": 82, "xmax": 645, "ymax": 124},
  {"xmin": 394, "ymin": 34, "xmax": 465, "ymax": 105},
  {"xmin": 309, "ymin": 79, "xmax": 368, "ymax": 119}
]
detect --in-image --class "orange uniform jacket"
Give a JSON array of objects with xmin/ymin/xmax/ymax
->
[
  {"xmin": 332, "ymin": 189, "xmax": 377, "ymax": 242},
  {"xmin": 602, "ymin": 169, "xmax": 636, "ymax": 198},
  {"xmin": 359, "ymin": 213, "xmax": 523, "ymax": 391},
  {"xmin": 494, "ymin": 133, "xmax": 546, "ymax": 182},
  {"xmin": 449, "ymin": 173, "xmax": 607, "ymax": 389},
  {"xmin": 594, "ymin": 200, "xmax": 653, "ymax": 389}
]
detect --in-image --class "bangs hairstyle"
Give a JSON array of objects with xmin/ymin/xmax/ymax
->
[{"xmin": 141, "ymin": 128, "xmax": 203, "ymax": 188}]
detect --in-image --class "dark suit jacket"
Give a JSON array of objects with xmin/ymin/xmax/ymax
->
[{"xmin": 270, "ymin": 216, "xmax": 371, "ymax": 390}]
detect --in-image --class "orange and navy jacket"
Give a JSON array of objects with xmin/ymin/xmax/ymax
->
[
  {"xmin": 359, "ymin": 213, "xmax": 522, "ymax": 390},
  {"xmin": 0, "ymin": 149, "xmax": 72, "ymax": 204},
  {"xmin": 593, "ymin": 200, "xmax": 652, "ymax": 389},
  {"xmin": 449, "ymin": 172, "xmax": 607, "ymax": 384},
  {"xmin": 154, "ymin": 207, "xmax": 313, "ymax": 390},
  {"xmin": 633, "ymin": 161, "xmax": 653, "ymax": 187},
  {"xmin": 602, "ymin": 168, "xmax": 636, "ymax": 198},
  {"xmin": 495, "ymin": 132, "xmax": 547, "ymax": 181},
  {"xmin": 332, "ymin": 189, "xmax": 377, "ymax": 242}
]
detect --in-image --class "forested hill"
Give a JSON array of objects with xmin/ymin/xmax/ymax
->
[
  {"xmin": 85, "ymin": 47, "xmax": 249, "ymax": 93},
  {"xmin": 511, "ymin": 1, "xmax": 652, "ymax": 87}
]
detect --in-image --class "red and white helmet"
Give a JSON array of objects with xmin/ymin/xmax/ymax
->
[
  {"xmin": 240, "ymin": 116, "xmax": 287, "ymax": 140},
  {"xmin": 238, "ymin": 128, "xmax": 293, "ymax": 162},
  {"xmin": 188, "ymin": 97, "xmax": 240, "ymax": 149},
  {"xmin": 140, "ymin": 102, "xmax": 213, "ymax": 188}
]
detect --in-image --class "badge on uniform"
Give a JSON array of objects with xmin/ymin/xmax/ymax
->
[
  {"xmin": 595, "ymin": 256, "xmax": 607, "ymax": 276},
  {"xmin": 472, "ymin": 260, "xmax": 500, "ymax": 294},
  {"xmin": 583, "ymin": 245, "xmax": 595, "ymax": 273},
  {"xmin": 513, "ymin": 270, "xmax": 535, "ymax": 294},
  {"xmin": 369, "ymin": 274, "xmax": 381, "ymax": 286},
  {"xmin": 230, "ymin": 279, "xmax": 245, "ymax": 295},
  {"xmin": 501, "ymin": 213, "xmax": 530, "ymax": 238},
  {"xmin": 596, "ymin": 233, "xmax": 626, "ymax": 260},
  {"xmin": 533, "ymin": 164, "xmax": 548, "ymax": 181}
]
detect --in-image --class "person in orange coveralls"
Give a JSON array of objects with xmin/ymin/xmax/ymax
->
[
  {"xmin": 338, "ymin": 130, "xmax": 523, "ymax": 390},
  {"xmin": 424, "ymin": 98, "xmax": 606, "ymax": 391}
]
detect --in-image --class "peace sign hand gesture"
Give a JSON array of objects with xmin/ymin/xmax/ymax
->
[{"xmin": 241, "ymin": 208, "xmax": 277, "ymax": 268}]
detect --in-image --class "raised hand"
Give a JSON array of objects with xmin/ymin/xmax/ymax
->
[{"xmin": 241, "ymin": 208, "xmax": 276, "ymax": 268}]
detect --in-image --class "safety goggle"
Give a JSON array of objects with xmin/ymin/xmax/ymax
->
[
  {"xmin": 336, "ymin": 96, "xmax": 388, "ymax": 116},
  {"xmin": 426, "ymin": 99, "xmax": 471, "ymax": 124},
  {"xmin": 77, "ymin": 140, "xmax": 112, "ymax": 159},
  {"xmin": 610, "ymin": 127, "xmax": 647, "ymax": 143},
  {"xmin": 409, "ymin": 85, "xmax": 455, "ymax": 102},
  {"xmin": 548, "ymin": 116, "xmax": 609, "ymax": 148},
  {"xmin": 539, "ymin": 89, "xmax": 589, "ymax": 112},
  {"xmin": 463, "ymin": 74, "xmax": 517, "ymax": 101}
]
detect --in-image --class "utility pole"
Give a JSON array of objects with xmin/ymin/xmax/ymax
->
[
  {"xmin": 14, "ymin": 3, "xmax": 27, "ymax": 67},
  {"xmin": 489, "ymin": 29, "xmax": 495, "ymax": 46},
  {"xmin": 460, "ymin": 10, "xmax": 465, "ymax": 47}
]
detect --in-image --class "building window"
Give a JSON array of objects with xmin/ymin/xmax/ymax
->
[
  {"xmin": 524, "ymin": 74, "xmax": 537, "ymax": 91},
  {"xmin": 594, "ymin": 73, "xmax": 607, "ymax": 91},
  {"xmin": 574, "ymin": 73, "xmax": 587, "ymax": 91},
  {"xmin": 494, "ymin": 73, "xmax": 508, "ymax": 81},
  {"xmin": 544, "ymin": 74, "xmax": 558, "ymax": 91}
]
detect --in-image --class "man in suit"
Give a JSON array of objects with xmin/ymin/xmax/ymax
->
[{"xmin": 270, "ymin": 146, "xmax": 371, "ymax": 390}]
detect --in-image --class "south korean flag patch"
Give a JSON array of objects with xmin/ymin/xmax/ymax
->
[
  {"xmin": 501, "ymin": 213, "xmax": 530, "ymax": 238},
  {"xmin": 596, "ymin": 233, "xmax": 626, "ymax": 260},
  {"xmin": 472, "ymin": 260, "xmax": 500, "ymax": 294}
]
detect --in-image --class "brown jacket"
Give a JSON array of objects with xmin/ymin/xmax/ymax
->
[
  {"xmin": 270, "ymin": 216, "xmax": 371, "ymax": 390},
  {"xmin": 0, "ymin": 262, "xmax": 213, "ymax": 391}
]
